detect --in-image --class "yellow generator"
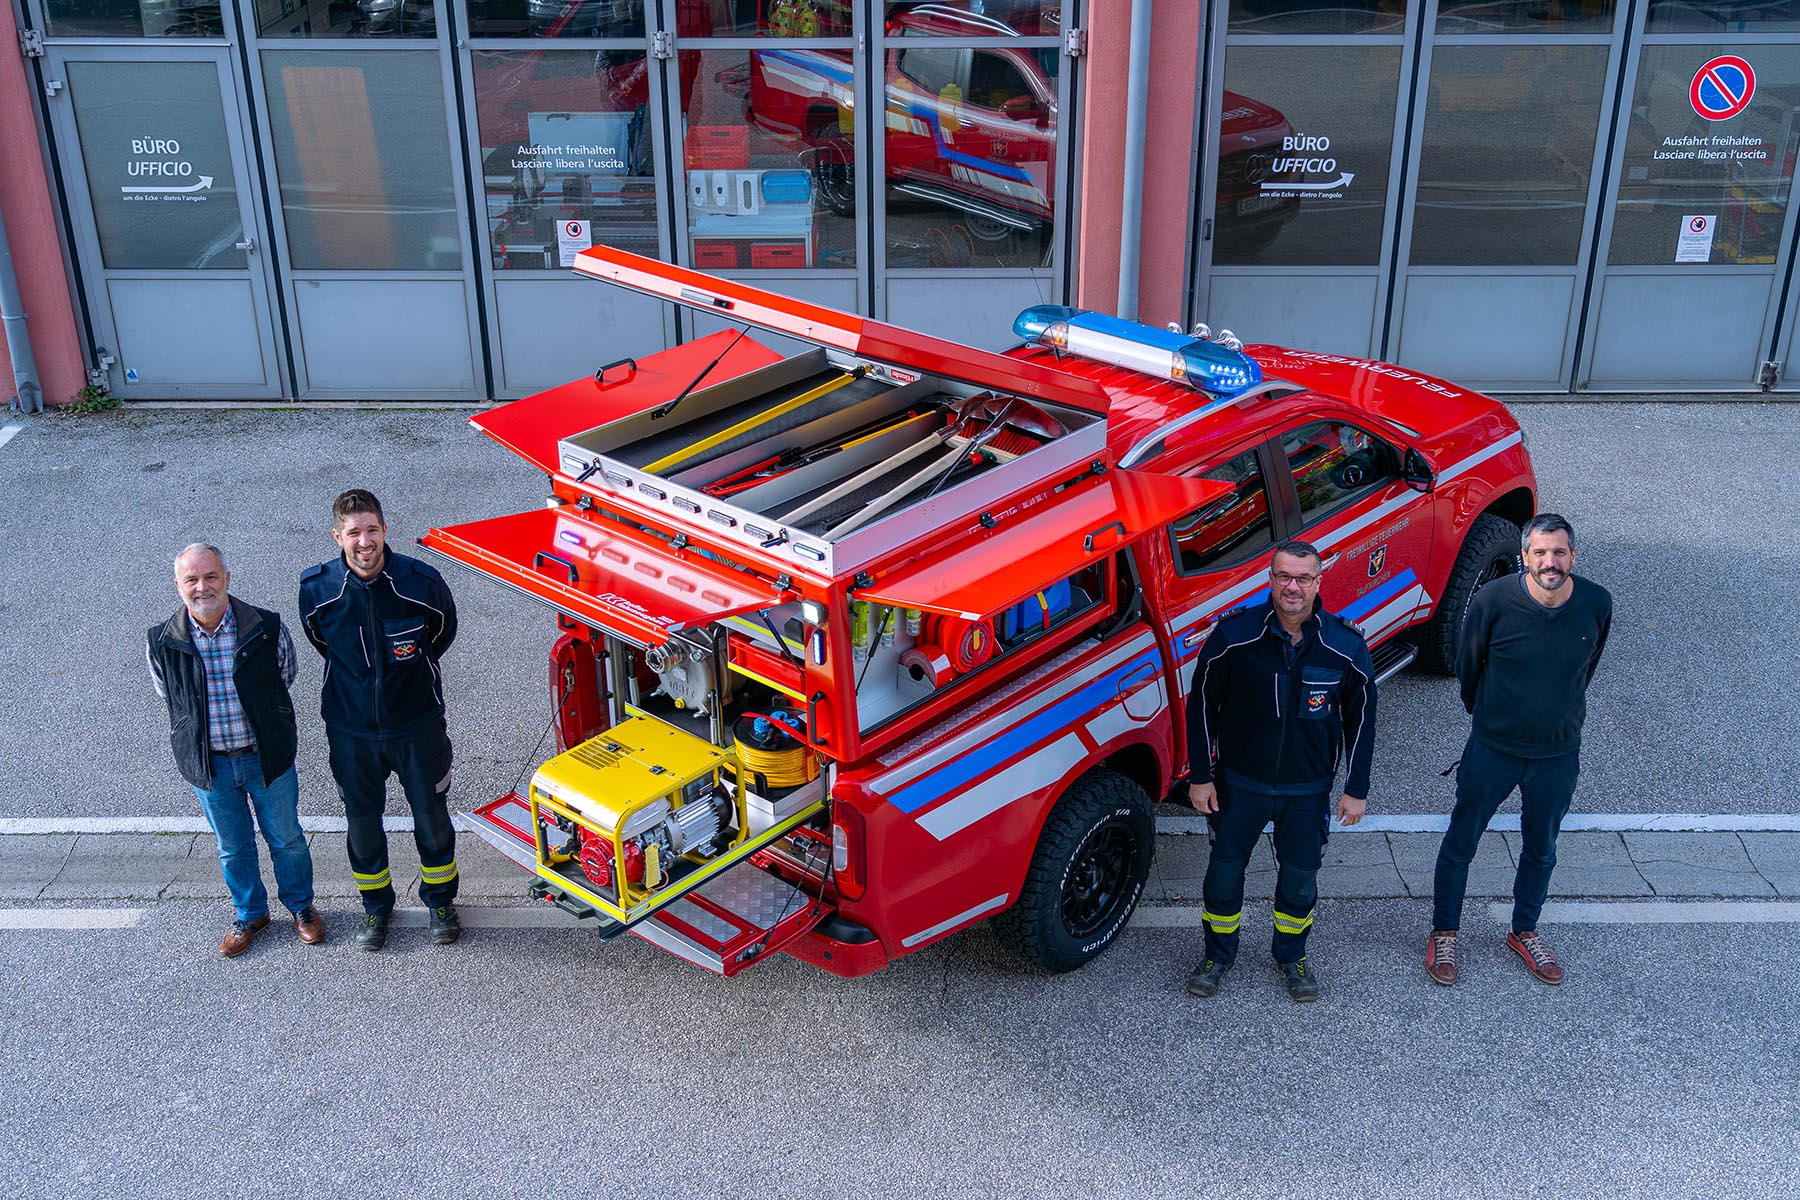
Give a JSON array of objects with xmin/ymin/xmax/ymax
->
[{"xmin": 526, "ymin": 715, "xmax": 817, "ymax": 927}]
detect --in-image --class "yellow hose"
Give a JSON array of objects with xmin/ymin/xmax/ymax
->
[{"xmin": 735, "ymin": 741, "xmax": 818, "ymax": 787}]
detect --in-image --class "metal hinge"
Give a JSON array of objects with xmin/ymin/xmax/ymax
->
[
  {"xmin": 1063, "ymin": 26, "xmax": 1086, "ymax": 57},
  {"xmin": 1759, "ymin": 360, "xmax": 1780, "ymax": 390},
  {"xmin": 19, "ymin": 28, "xmax": 45, "ymax": 58},
  {"xmin": 651, "ymin": 30, "xmax": 674, "ymax": 59}
]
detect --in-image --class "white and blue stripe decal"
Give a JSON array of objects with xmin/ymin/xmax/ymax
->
[
  {"xmin": 1340, "ymin": 569, "xmax": 1417, "ymax": 624},
  {"xmin": 886, "ymin": 649, "xmax": 1161, "ymax": 815}
]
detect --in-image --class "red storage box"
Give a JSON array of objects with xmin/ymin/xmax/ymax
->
[
  {"xmin": 693, "ymin": 241, "xmax": 743, "ymax": 268},
  {"xmin": 750, "ymin": 243, "xmax": 808, "ymax": 269},
  {"xmin": 685, "ymin": 126, "xmax": 750, "ymax": 170}
]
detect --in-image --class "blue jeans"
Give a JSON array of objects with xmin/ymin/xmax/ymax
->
[
  {"xmin": 1431, "ymin": 736, "xmax": 1579, "ymax": 934},
  {"xmin": 192, "ymin": 751, "xmax": 314, "ymax": 923}
]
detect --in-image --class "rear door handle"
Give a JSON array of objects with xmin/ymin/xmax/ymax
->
[{"xmin": 1321, "ymin": 553, "xmax": 1341, "ymax": 571}]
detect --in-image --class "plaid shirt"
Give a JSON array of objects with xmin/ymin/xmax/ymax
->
[{"xmin": 147, "ymin": 604, "xmax": 298, "ymax": 752}]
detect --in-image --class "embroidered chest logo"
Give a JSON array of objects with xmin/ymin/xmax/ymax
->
[
  {"xmin": 1306, "ymin": 689, "xmax": 1329, "ymax": 711},
  {"xmin": 1367, "ymin": 544, "xmax": 1388, "ymax": 577},
  {"xmin": 391, "ymin": 639, "xmax": 418, "ymax": 661}
]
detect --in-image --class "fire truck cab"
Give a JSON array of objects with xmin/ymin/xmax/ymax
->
[{"xmin": 426, "ymin": 246, "xmax": 1536, "ymax": 979}]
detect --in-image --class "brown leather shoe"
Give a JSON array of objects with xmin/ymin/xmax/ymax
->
[
  {"xmin": 1508, "ymin": 929, "xmax": 1564, "ymax": 985},
  {"xmin": 220, "ymin": 916, "xmax": 271, "ymax": 958},
  {"xmin": 1425, "ymin": 929, "xmax": 1459, "ymax": 986},
  {"xmin": 294, "ymin": 907, "xmax": 326, "ymax": 945}
]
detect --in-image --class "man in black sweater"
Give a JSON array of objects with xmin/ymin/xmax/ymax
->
[{"xmin": 1426, "ymin": 513, "xmax": 1611, "ymax": 987}]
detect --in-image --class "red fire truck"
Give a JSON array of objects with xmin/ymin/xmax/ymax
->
[{"xmin": 425, "ymin": 246, "xmax": 1536, "ymax": 979}]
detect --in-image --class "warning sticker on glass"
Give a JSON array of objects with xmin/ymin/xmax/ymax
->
[
  {"xmin": 557, "ymin": 220, "xmax": 592, "ymax": 268},
  {"xmin": 1676, "ymin": 214, "xmax": 1715, "ymax": 263}
]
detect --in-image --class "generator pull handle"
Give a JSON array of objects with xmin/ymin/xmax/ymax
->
[
  {"xmin": 533, "ymin": 551, "xmax": 579, "ymax": 584},
  {"xmin": 594, "ymin": 357, "xmax": 638, "ymax": 386},
  {"xmin": 1084, "ymin": 520, "xmax": 1126, "ymax": 552}
]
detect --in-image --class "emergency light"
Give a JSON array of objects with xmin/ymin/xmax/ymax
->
[{"xmin": 1013, "ymin": 305, "xmax": 1263, "ymax": 396}]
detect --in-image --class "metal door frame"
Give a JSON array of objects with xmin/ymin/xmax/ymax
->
[
  {"xmin": 1577, "ymin": 7, "xmax": 1800, "ymax": 392},
  {"xmin": 1190, "ymin": 0, "xmax": 1422, "ymax": 357},
  {"xmin": 30, "ymin": 35, "xmax": 288, "ymax": 399},
  {"xmin": 1384, "ymin": 0, "xmax": 1629, "ymax": 391},
  {"xmin": 868, "ymin": 12, "xmax": 1071, "ymax": 325},
  {"xmin": 235, "ymin": 4, "xmax": 487, "ymax": 400}
]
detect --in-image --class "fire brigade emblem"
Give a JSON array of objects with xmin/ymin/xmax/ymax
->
[
  {"xmin": 391, "ymin": 638, "xmax": 418, "ymax": 662},
  {"xmin": 1367, "ymin": 544, "xmax": 1388, "ymax": 578},
  {"xmin": 1306, "ymin": 689, "xmax": 1329, "ymax": 712}
]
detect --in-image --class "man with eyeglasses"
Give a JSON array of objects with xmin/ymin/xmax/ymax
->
[{"xmin": 1184, "ymin": 538, "xmax": 1375, "ymax": 1003}]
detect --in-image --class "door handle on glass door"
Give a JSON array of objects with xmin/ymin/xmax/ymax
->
[{"xmin": 235, "ymin": 237, "xmax": 256, "ymax": 252}]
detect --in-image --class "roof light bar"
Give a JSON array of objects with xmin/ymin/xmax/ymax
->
[{"xmin": 1013, "ymin": 305, "xmax": 1263, "ymax": 396}]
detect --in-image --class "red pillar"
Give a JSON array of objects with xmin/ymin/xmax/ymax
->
[
  {"xmin": 1, "ymin": 14, "xmax": 87, "ymax": 410},
  {"xmin": 1075, "ymin": 0, "xmax": 1203, "ymax": 327}
]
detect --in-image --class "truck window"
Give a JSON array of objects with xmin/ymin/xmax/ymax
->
[
  {"xmin": 898, "ymin": 47, "xmax": 965, "ymax": 97},
  {"xmin": 1171, "ymin": 447, "xmax": 1274, "ymax": 574},
  {"xmin": 1281, "ymin": 419, "xmax": 1400, "ymax": 527},
  {"xmin": 967, "ymin": 52, "xmax": 1033, "ymax": 111}
]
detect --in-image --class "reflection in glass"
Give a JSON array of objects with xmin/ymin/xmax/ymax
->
[
  {"xmin": 1647, "ymin": 1, "xmax": 1800, "ymax": 33},
  {"xmin": 1215, "ymin": 45, "xmax": 1401, "ymax": 267},
  {"xmin": 467, "ymin": 0, "xmax": 654, "ymax": 40},
  {"xmin": 474, "ymin": 51, "xmax": 659, "ymax": 269},
  {"xmin": 255, "ymin": 0, "xmax": 437, "ymax": 38},
  {"xmin": 883, "ymin": 44, "xmax": 1058, "ymax": 268},
  {"xmin": 1228, "ymin": 0, "xmax": 1404, "ymax": 35},
  {"xmin": 1410, "ymin": 45, "xmax": 1607, "ymax": 267},
  {"xmin": 685, "ymin": 50, "xmax": 856, "ymax": 268},
  {"xmin": 1436, "ymin": 0, "xmax": 1614, "ymax": 33},
  {"xmin": 884, "ymin": 1, "xmax": 1060, "ymax": 35},
  {"xmin": 262, "ymin": 52, "xmax": 461, "ymax": 270},
  {"xmin": 67, "ymin": 61, "xmax": 244, "ymax": 269},
  {"xmin": 1610, "ymin": 45, "xmax": 1800, "ymax": 266},
  {"xmin": 45, "ymin": 0, "xmax": 223, "ymax": 37}
]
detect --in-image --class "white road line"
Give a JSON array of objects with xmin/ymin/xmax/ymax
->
[
  {"xmin": 0, "ymin": 908, "xmax": 145, "ymax": 930},
  {"xmin": 1, "ymin": 813, "xmax": 1796, "ymax": 837},
  {"xmin": 1135, "ymin": 900, "xmax": 1800, "ymax": 929},
  {"xmin": 1495, "ymin": 900, "xmax": 1800, "ymax": 925},
  {"xmin": 1152, "ymin": 813, "xmax": 1800, "ymax": 836},
  {"xmin": 0, "ymin": 422, "xmax": 22, "ymax": 450}
]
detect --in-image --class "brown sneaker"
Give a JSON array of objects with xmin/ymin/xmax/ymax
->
[
  {"xmin": 220, "ymin": 916, "xmax": 270, "ymax": 958},
  {"xmin": 1507, "ymin": 930, "xmax": 1564, "ymax": 985},
  {"xmin": 1425, "ymin": 929, "xmax": 1459, "ymax": 986},
  {"xmin": 294, "ymin": 907, "xmax": 326, "ymax": 945}
]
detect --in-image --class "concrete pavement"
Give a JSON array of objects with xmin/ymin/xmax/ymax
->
[{"xmin": 3, "ymin": 825, "xmax": 1796, "ymax": 907}]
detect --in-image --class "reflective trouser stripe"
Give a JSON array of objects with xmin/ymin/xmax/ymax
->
[
  {"xmin": 353, "ymin": 868, "xmax": 392, "ymax": 892},
  {"xmin": 1273, "ymin": 909, "xmax": 1315, "ymax": 934},
  {"xmin": 419, "ymin": 860, "xmax": 459, "ymax": 884},
  {"xmin": 1201, "ymin": 909, "xmax": 1242, "ymax": 933}
]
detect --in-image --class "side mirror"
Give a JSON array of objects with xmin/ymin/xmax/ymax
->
[{"xmin": 1402, "ymin": 447, "xmax": 1435, "ymax": 494}]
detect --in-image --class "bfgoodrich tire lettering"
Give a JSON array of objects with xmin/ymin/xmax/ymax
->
[
  {"xmin": 996, "ymin": 768, "xmax": 1154, "ymax": 973},
  {"xmin": 1418, "ymin": 512, "xmax": 1520, "ymax": 674}
]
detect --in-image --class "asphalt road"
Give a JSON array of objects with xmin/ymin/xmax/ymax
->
[
  {"xmin": 0, "ymin": 899, "xmax": 1794, "ymax": 1199},
  {"xmin": 0, "ymin": 402, "xmax": 1794, "ymax": 821}
]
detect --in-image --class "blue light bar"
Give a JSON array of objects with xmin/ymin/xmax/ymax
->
[{"xmin": 1013, "ymin": 305, "xmax": 1263, "ymax": 396}]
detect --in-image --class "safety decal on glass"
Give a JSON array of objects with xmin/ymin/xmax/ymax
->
[{"xmin": 1676, "ymin": 214, "xmax": 1716, "ymax": 264}]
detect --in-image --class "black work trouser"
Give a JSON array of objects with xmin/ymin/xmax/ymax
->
[
  {"xmin": 327, "ymin": 723, "xmax": 458, "ymax": 914},
  {"xmin": 1201, "ymin": 776, "xmax": 1330, "ymax": 966}
]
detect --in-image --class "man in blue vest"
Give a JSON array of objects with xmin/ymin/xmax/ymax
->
[{"xmin": 148, "ymin": 543, "xmax": 322, "ymax": 957}]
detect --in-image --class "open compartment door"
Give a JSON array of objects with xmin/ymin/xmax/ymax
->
[
  {"xmin": 469, "ymin": 331, "xmax": 784, "ymax": 475},
  {"xmin": 420, "ymin": 507, "xmax": 791, "ymax": 645},
  {"xmin": 573, "ymin": 245, "xmax": 1111, "ymax": 415},
  {"xmin": 854, "ymin": 470, "xmax": 1234, "ymax": 620}
]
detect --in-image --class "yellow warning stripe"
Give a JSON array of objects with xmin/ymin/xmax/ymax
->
[
  {"xmin": 1201, "ymin": 908, "xmax": 1241, "ymax": 933},
  {"xmin": 353, "ymin": 868, "xmax": 392, "ymax": 892},
  {"xmin": 420, "ymin": 861, "xmax": 459, "ymax": 884}
]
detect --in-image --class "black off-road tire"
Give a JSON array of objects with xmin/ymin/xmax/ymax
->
[
  {"xmin": 996, "ymin": 768, "xmax": 1154, "ymax": 973},
  {"xmin": 1417, "ymin": 512, "xmax": 1521, "ymax": 674}
]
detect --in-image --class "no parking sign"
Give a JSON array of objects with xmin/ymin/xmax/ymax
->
[{"xmin": 1690, "ymin": 55, "xmax": 1756, "ymax": 122}]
